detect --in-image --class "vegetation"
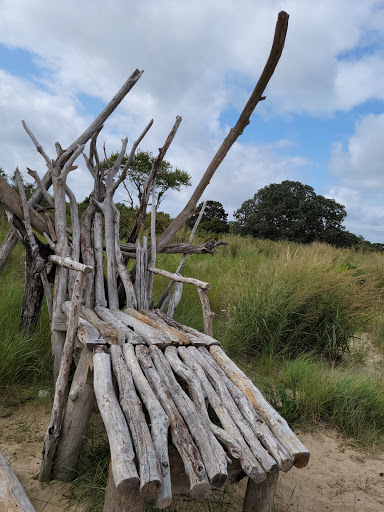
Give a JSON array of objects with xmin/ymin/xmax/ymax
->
[
  {"xmin": 107, "ymin": 150, "xmax": 191, "ymax": 208},
  {"xmin": 1, "ymin": 217, "xmax": 384, "ymax": 509},
  {"xmin": 234, "ymin": 180, "xmax": 361, "ymax": 247},
  {"xmin": 187, "ymin": 200, "xmax": 230, "ymax": 234}
]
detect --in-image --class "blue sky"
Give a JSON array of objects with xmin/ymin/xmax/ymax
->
[{"xmin": 1, "ymin": 0, "xmax": 384, "ymax": 242}]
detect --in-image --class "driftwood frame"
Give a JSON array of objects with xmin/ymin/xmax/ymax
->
[{"xmin": 0, "ymin": 11, "xmax": 310, "ymax": 512}]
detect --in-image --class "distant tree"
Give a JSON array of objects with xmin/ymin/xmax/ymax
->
[
  {"xmin": 187, "ymin": 200, "xmax": 230, "ymax": 233},
  {"xmin": 106, "ymin": 150, "xmax": 191, "ymax": 208},
  {"xmin": 234, "ymin": 180, "xmax": 358, "ymax": 247}
]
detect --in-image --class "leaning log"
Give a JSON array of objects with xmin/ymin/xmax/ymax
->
[
  {"xmin": 0, "ymin": 450, "xmax": 36, "ymax": 511},
  {"xmin": 209, "ymin": 345, "xmax": 310, "ymax": 468},
  {"xmin": 93, "ymin": 346, "xmax": 139, "ymax": 492}
]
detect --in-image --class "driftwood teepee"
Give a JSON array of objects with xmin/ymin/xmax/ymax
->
[{"xmin": 0, "ymin": 11, "xmax": 310, "ymax": 512}]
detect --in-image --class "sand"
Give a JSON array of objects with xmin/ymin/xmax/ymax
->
[{"xmin": 1, "ymin": 398, "xmax": 383, "ymax": 512}]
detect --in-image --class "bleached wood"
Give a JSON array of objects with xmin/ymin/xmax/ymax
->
[
  {"xmin": 154, "ymin": 310, "xmax": 220, "ymax": 346},
  {"xmin": 167, "ymin": 280, "xmax": 183, "ymax": 318},
  {"xmin": 95, "ymin": 305, "xmax": 143, "ymax": 344},
  {"xmin": 40, "ymin": 270, "xmax": 86, "ymax": 481},
  {"xmin": 80, "ymin": 306, "xmax": 123, "ymax": 345},
  {"xmin": 103, "ymin": 468, "xmax": 145, "ymax": 512},
  {"xmin": 120, "ymin": 240, "xmax": 229, "ymax": 256},
  {"xmin": 93, "ymin": 346, "xmax": 139, "ymax": 492},
  {"xmin": 65, "ymin": 185, "xmax": 81, "ymax": 295},
  {"xmin": 244, "ymin": 472, "xmax": 279, "ymax": 512},
  {"xmin": 127, "ymin": 308, "xmax": 189, "ymax": 345},
  {"xmin": 113, "ymin": 119, "xmax": 154, "ymax": 193},
  {"xmin": 141, "ymin": 236, "xmax": 149, "ymax": 308},
  {"xmin": 198, "ymin": 347, "xmax": 293, "ymax": 471},
  {"xmin": 149, "ymin": 267, "xmax": 210, "ymax": 290},
  {"xmin": 209, "ymin": 345, "xmax": 310, "ymax": 469},
  {"xmin": 111, "ymin": 345, "xmax": 161, "ymax": 498},
  {"xmin": 135, "ymin": 345, "xmax": 211, "ymax": 500},
  {"xmin": 62, "ymin": 301, "xmax": 106, "ymax": 349},
  {"xmin": 185, "ymin": 347, "xmax": 278, "ymax": 474},
  {"xmin": 93, "ymin": 212, "xmax": 107, "ymax": 307},
  {"xmin": 128, "ymin": 116, "xmax": 182, "ymax": 243},
  {"xmin": 158, "ymin": 200, "xmax": 207, "ymax": 312},
  {"xmin": 58, "ymin": 69, "xmax": 143, "ymax": 168},
  {"xmin": 80, "ymin": 202, "xmax": 97, "ymax": 308},
  {"xmin": 197, "ymin": 287, "xmax": 214, "ymax": 337},
  {"xmin": 157, "ymin": 11, "xmax": 289, "ymax": 252},
  {"xmin": 53, "ymin": 348, "xmax": 96, "ymax": 481},
  {"xmin": 0, "ymin": 229, "xmax": 18, "ymax": 275},
  {"xmin": 0, "ymin": 450, "xmax": 36, "ymax": 511},
  {"xmin": 149, "ymin": 345, "xmax": 228, "ymax": 488},
  {"xmin": 113, "ymin": 205, "xmax": 137, "ymax": 308},
  {"xmin": 48, "ymin": 255, "xmax": 92, "ymax": 274},
  {"xmin": 27, "ymin": 168, "xmax": 54, "ymax": 207},
  {"xmin": 166, "ymin": 346, "xmax": 265, "ymax": 482},
  {"xmin": 148, "ymin": 180, "xmax": 156, "ymax": 301},
  {"xmin": 22, "ymin": 120, "xmax": 52, "ymax": 168},
  {"xmin": 123, "ymin": 343, "xmax": 172, "ymax": 508},
  {"xmin": 111, "ymin": 308, "xmax": 171, "ymax": 347}
]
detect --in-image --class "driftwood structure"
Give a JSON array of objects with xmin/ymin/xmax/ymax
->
[{"xmin": 0, "ymin": 11, "xmax": 309, "ymax": 512}]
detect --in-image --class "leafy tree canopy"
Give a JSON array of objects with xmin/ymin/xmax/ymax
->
[
  {"xmin": 106, "ymin": 150, "xmax": 191, "ymax": 208},
  {"xmin": 187, "ymin": 200, "xmax": 230, "ymax": 233},
  {"xmin": 234, "ymin": 180, "xmax": 358, "ymax": 247}
]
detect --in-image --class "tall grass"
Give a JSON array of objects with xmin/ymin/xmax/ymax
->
[{"xmin": 0, "ymin": 226, "xmax": 52, "ymax": 392}]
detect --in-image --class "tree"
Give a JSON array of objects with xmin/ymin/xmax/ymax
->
[
  {"xmin": 187, "ymin": 200, "xmax": 229, "ymax": 233},
  {"xmin": 234, "ymin": 180, "xmax": 357, "ymax": 247},
  {"xmin": 107, "ymin": 150, "xmax": 191, "ymax": 208}
]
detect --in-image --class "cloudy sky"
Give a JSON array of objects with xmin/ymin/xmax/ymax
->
[{"xmin": 1, "ymin": 0, "xmax": 384, "ymax": 241}]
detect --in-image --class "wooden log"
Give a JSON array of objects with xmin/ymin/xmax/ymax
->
[
  {"xmin": 0, "ymin": 228, "xmax": 18, "ymax": 275},
  {"xmin": 123, "ymin": 343, "xmax": 172, "ymax": 509},
  {"xmin": 53, "ymin": 348, "xmax": 96, "ymax": 481},
  {"xmin": 40, "ymin": 270, "xmax": 86, "ymax": 482},
  {"xmin": 156, "ymin": 12, "xmax": 289, "ymax": 253},
  {"xmin": 113, "ymin": 205, "xmax": 137, "ymax": 308},
  {"xmin": 197, "ymin": 287, "xmax": 214, "ymax": 337},
  {"xmin": 198, "ymin": 347, "xmax": 293, "ymax": 471},
  {"xmin": 209, "ymin": 346, "xmax": 310, "ymax": 469},
  {"xmin": 154, "ymin": 310, "xmax": 220, "ymax": 346},
  {"xmin": 167, "ymin": 280, "xmax": 183, "ymax": 318},
  {"xmin": 81, "ymin": 306, "xmax": 123, "ymax": 345},
  {"xmin": 93, "ymin": 346, "xmax": 139, "ymax": 492},
  {"xmin": 103, "ymin": 466, "xmax": 145, "ymax": 512},
  {"xmin": 147, "ymin": 180, "xmax": 156, "ymax": 302},
  {"xmin": 0, "ymin": 173, "xmax": 49, "ymax": 236},
  {"xmin": 120, "ymin": 240, "xmax": 229, "ymax": 256},
  {"xmin": 148, "ymin": 345, "xmax": 228, "ymax": 489},
  {"xmin": 95, "ymin": 306, "xmax": 143, "ymax": 344},
  {"xmin": 111, "ymin": 308, "xmax": 170, "ymax": 347},
  {"xmin": 127, "ymin": 308, "xmax": 190, "ymax": 345},
  {"xmin": 135, "ymin": 345, "xmax": 211, "ymax": 500},
  {"xmin": 93, "ymin": 212, "xmax": 107, "ymax": 307},
  {"xmin": 243, "ymin": 472, "xmax": 279, "ymax": 512},
  {"xmin": 165, "ymin": 346, "xmax": 264, "ymax": 482},
  {"xmin": 184, "ymin": 347, "xmax": 278, "ymax": 475},
  {"xmin": 48, "ymin": 255, "xmax": 92, "ymax": 274},
  {"xmin": 62, "ymin": 301, "xmax": 106, "ymax": 349},
  {"xmin": 80, "ymin": 201, "xmax": 98, "ymax": 308},
  {"xmin": 110, "ymin": 345, "xmax": 161, "ymax": 499},
  {"xmin": 65, "ymin": 185, "xmax": 81, "ymax": 296},
  {"xmin": 0, "ymin": 450, "xmax": 36, "ymax": 511},
  {"xmin": 157, "ymin": 200, "xmax": 207, "ymax": 312},
  {"xmin": 149, "ymin": 266, "xmax": 210, "ymax": 290}
]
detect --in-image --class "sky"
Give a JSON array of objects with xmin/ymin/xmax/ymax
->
[{"xmin": 1, "ymin": 0, "xmax": 384, "ymax": 242}]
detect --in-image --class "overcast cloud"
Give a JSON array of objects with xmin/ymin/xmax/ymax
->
[{"xmin": 1, "ymin": 0, "xmax": 384, "ymax": 240}]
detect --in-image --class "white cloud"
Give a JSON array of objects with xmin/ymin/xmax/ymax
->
[
  {"xmin": 327, "ymin": 114, "xmax": 384, "ymax": 241},
  {"xmin": 1, "ymin": 0, "xmax": 384, "ymax": 237}
]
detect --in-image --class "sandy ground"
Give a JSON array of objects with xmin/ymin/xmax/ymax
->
[{"xmin": 0, "ymin": 399, "xmax": 383, "ymax": 512}]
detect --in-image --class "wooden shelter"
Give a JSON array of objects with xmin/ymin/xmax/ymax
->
[{"xmin": 0, "ymin": 11, "xmax": 309, "ymax": 511}]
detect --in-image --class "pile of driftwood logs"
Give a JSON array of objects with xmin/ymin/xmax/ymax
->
[{"xmin": 0, "ymin": 10, "xmax": 310, "ymax": 512}]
